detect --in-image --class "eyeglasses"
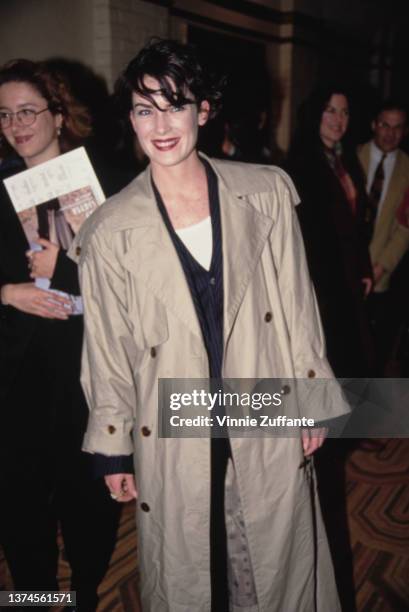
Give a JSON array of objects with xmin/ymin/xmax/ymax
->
[
  {"xmin": 376, "ymin": 121, "xmax": 405, "ymax": 132},
  {"xmin": 0, "ymin": 107, "xmax": 49, "ymax": 129}
]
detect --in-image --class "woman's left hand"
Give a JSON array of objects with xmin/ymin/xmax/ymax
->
[{"xmin": 26, "ymin": 238, "xmax": 59, "ymax": 279}]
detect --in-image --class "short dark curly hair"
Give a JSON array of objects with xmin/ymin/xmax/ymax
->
[
  {"xmin": 0, "ymin": 58, "xmax": 92, "ymax": 157},
  {"xmin": 373, "ymin": 98, "xmax": 407, "ymax": 122},
  {"xmin": 114, "ymin": 38, "xmax": 225, "ymax": 119}
]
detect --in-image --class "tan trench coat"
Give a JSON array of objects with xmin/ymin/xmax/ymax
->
[{"xmin": 72, "ymin": 156, "xmax": 347, "ymax": 612}]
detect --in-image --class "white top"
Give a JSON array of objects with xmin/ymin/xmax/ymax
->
[
  {"xmin": 367, "ymin": 141, "xmax": 398, "ymax": 217},
  {"xmin": 176, "ymin": 216, "xmax": 212, "ymax": 271}
]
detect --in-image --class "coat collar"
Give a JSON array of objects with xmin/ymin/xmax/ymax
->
[{"xmin": 118, "ymin": 155, "xmax": 273, "ymax": 343}]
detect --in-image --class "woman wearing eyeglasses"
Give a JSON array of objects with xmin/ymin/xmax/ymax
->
[{"xmin": 0, "ymin": 60, "xmax": 120, "ymax": 611}]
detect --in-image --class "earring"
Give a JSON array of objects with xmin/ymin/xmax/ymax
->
[{"xmin": 57, "ymin": 126, "xmax": 62, "ymax": 137}]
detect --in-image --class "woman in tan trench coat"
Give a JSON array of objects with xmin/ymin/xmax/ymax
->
[{"xmin": 72, "ymin": 39, "xmax": 349, "ymax": 611}]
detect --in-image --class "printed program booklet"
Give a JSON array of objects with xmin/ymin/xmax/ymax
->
[{"xmin": 4, "ymin": 147, "xmax": 105, "ymax": 314}]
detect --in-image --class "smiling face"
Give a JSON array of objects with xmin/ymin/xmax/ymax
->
[
  {"xmin": 319, "ymin": 93, "xmax": 349, "ymax": 149},
  {"xmin": 0, "ymin": 80, "xmax": 62, "ymax": 167},
  {"xmin": 129, "ymin": 76, "xmax": 209, "ymax": 172}
]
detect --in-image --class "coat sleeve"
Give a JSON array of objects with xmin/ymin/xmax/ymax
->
[
  {"xmin": 268, "ymin": 170, "xmax": 351, "ymax": 421},
  {"xmin": 376, "ymin": 221, "xmax": 409, "ymax": 274},
  {"xmin": 385, "ymin": 187, "xmax": 409, "ymax": 271},
  {"xmin": 75, "ymin": 227, "xmax": 137, "ymax": 456},
  {"xmin": 269, "ymin": 170, "xmax": 333, "ymax": 377},
  {"xmin": 268, "ymin": 172, "xmax": 353, "ymax": 422},
  {"xmin": 287, "ymin": 155, "xmax": 338, "ymax": 298}
]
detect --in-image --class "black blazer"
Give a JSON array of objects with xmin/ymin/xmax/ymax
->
[{"xmin": 287, "ymin": 144, "xmax": 373, "ymax": 376}]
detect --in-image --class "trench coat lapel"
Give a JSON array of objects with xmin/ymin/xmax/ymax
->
[
  {"xmin": 120, "ymin": 160, "xmax": 273, "ymax": 345},
  {"xmin": 210, "ymin": 161, "xmax": 274, "ymax": 344},
  {"xmin": 120, "ymin": 171, "xmax": 203, "ymax": 341}
]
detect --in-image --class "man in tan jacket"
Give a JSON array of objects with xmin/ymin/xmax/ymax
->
[{"xmin": 358, "ymin": 100, "xmax": 409, "ymax": 371}]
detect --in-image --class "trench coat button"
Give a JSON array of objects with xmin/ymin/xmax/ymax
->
[
  {"xmin": 150, "ymin": 347, "xmax": 157, "ymax": 358},
  {"xmin": 281, "ymin": 384, "xmax": 290, "ymax": 395},
  {"xmin": 141, "ymin": 502, "xmax": 150, "ymax": 512},
  {"xmin": 75, "ymin": 246, "xmax": 81, "ymax": 256},
  {"xmin": 107, "ymin": 425, "xmax": 116, "ymax": 434},
  {"xmin": 141, "ymin": 426, "xmax": 151, "ymax": 437},
  {"xmin": 264, "ymin": 312, "xmax": 273, "ymax": 322},
  {"xmin": 308, "ymin": 369, "xmax": 316, "ymax": 378}
]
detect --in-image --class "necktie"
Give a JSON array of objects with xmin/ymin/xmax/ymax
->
[
  {"xmin": 369, "ymin": 153, "xmax": 386, "ymax": 215},
  {"xmin": 367, "ymin": 153, "xmax": 386, "ymax": 237}
]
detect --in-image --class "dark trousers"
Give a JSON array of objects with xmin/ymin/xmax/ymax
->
[
  {"xmin": 0, "ymin": 451, "xmax": 120, "ymax": 603},
  {"xmin": 210, "ymin": 438, "xmax": 230, "ymax": 612},
  {"xmin": 367, "ymin": 291, "xmax": 396, "ymax": 375},
  {"xmin": 0, "ymin": 318, "xmax": 121, "ymax": 610},
  {"xmin": 314, "ymin": 440, "xmax": 357, "ymax": 612}
]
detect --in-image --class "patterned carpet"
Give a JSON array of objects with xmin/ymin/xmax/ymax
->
[
  {"xmin": 347, "ymin": 439, "xmax": 409, "ymax": 612},
  {"xmin": 1, "ymin": 439, "xmax": 408, "ymax": 611}
]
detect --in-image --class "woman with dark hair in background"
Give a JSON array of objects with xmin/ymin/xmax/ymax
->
[
  {"xmin": 287, "ymin": 84, "xmax": 373, "ymax": 378},
  {"xmin": 0, "ymin": 59, "xmax": 120, "ymax": 611},
  {"xmin": 287, "ymin": 85, "xmax": 375, "ymax": 612}
]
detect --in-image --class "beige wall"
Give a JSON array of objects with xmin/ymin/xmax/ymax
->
[
  {"xmin": 0, "ymin": 0, "xmax": 170, "ymax": 90},
  {"xmin": 108, "ymin": 0, "xmax": 169, "ymax": 89},
  {"xmin": 0, "ymin": 0, "xmax": 95, "ymax": 66}
]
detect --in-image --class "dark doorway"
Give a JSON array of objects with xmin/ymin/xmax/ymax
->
[{"xmin": 189, "ymin": 26, "xmax": 273, "ymax": 162}]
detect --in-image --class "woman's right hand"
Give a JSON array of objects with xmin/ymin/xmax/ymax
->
[
  {"xmin": 105, "ymin": 474, "xmax": 138, "ymax": 503},
  {"xmin": 0, "ymin": 283, "xmax": 72, "ymax": 319}
]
